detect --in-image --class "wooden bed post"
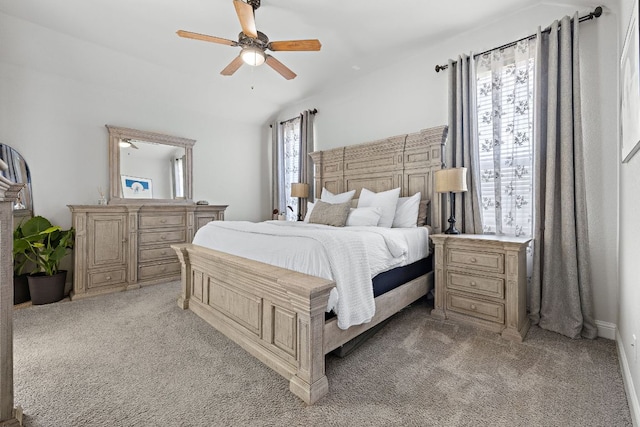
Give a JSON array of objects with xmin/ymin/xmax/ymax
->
[
  {"xmin": 281, "ymin": 277, "xmax": 331, "ymax": 405},
  {"xmin": 173, "ymin": 244, "xmax": 191, "ymax": 309}
]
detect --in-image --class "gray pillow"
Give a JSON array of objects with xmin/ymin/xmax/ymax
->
[{"xmin": 308, "ymin": 200, "xmax": 351, "ymax": 227}]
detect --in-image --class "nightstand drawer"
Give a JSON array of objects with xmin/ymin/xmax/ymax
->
[
  {"xmin": 447, "ymin": 248, "xmax": 504, "ymax": 273},
  {"xmin": 139, "ymin": 214, "xmax": 185, "ymax": 229},
  {"xmin": 139, "ymin": 229, "xmax": 186, "ymax": 245},
  {"xmin": 446, "ymin": 293, "xmax": 504, "ymax": 324},
  {"xmin": 447, "ymin": 271, "xmax": 504, "ymax": 298}
]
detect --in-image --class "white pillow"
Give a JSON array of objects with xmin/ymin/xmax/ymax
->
[
  {"xmin": 393, "ymin": 192, "xmax": 421, "ymax": 228},
  {"xmin": 345, "ymin": 207, "xmax": 382, "ymax": 227},
  {"xmin": 321, "ymin": 188, "xmax": 356, "ymax": 204},
  {"xmin": 303, "ymin": 202, "xmax": 315, "ymax": 222},
  {"xmin": 357, "ymin": 187, "xmax": 401, "ymax": 228}
]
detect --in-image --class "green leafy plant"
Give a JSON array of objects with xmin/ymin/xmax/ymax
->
[{"xmin": 13, "ymin": 216, "xmax": 74, "ymax": 276}]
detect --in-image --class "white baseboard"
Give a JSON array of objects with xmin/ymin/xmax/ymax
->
[
  {"xmin": 596, "ymin": 320, "xmax": 617, "ymax": 340},
  {"xmin": 616, "ymin": 329, "xmax": 639, "ymax": 426}
]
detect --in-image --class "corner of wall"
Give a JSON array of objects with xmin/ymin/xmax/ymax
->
[{"xmin": 617, "ymin": 328, "xmax": 640, "ymax": 426}]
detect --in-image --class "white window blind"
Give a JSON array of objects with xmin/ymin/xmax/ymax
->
[{"xmin": 475, "ymin": 39, "xmax": 535, "ymax": 238}]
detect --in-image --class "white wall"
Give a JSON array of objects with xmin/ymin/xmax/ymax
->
[
  {"xmin": 0, "ymin": 12, "xmax": 268, "ymax": 228},
  {"xmin": 274, "ymin": 2, "xmax": 620, "ymax": 332},
  {"xmin": 618, "ymin": 0, "xmax": 640, "ymax": 421}
]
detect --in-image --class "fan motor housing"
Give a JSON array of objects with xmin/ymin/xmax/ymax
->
[{"xmin": 239, "ymin": 31, "xmax": 269, "ymax": 49}]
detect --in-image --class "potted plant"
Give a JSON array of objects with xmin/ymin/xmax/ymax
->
[
  {"xmin": 13, "ymin": 216, "xmax": 74, "ymax": 305},
  {"xmin": 12, "ymin": 221, "xmax": 31, "ymax": 304}
]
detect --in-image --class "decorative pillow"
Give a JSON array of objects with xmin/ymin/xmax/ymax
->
[
  {"xmin": 308, "ymin": 200, "xmax": 351, "ymax": 227},
  {"xmin": 357, "ymin": 187, "xmax": 401, "ymax": 228},
  {"xmin": 321, "ymin": 188, "xmax": 356, "ymax": 204},
  {"xmin": 392, "ymin": 192, "xmax": 421, "ymax": 228},
  {"xmin": 417, "ymin": 200, "xmax": 430, "ymax": 227},
  {"xmin": 346, "ymin": 207, "xmax": 382, "ymax": 227},
  {"xmin": 303, "ymin": 202, "xmax": 315, "ymax": 222}
]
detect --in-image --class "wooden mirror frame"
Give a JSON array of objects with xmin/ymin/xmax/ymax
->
[{"xmin": 106, "ymin": 125, "xmax": 195, "ymax": 204}]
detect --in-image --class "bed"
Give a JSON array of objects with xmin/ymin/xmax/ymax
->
[{"xmin": 172, "ymin": 125, "xmax": 447, "ymax": 404}]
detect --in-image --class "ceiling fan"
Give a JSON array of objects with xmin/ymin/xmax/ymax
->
[{"xmin": 177, "ymin": 0, "xmax": 321, "ymax": 80}]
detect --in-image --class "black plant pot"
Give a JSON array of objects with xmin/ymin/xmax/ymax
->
[
  {"xmin": 27, "ymin": 271, "xmax": 66, "ymax": 305},
  {"xmin": 13, "ymin": 274, "xmax": 31, "ymax": 305}
]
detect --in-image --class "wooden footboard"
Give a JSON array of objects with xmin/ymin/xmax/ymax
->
[
  {"xmin": 172, "ymin": 243, "xmax": 432, "ymax": 405},
  {"xmin": 173, "ymin": 243, "xmax": 335, "ymax": 404}
]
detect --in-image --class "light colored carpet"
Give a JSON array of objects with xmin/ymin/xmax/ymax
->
[{"xmin": 12, "ymin": 281, "xmax": 631, "ymax": 427}]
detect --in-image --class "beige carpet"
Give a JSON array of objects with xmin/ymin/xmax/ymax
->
[{"xmin": 12, "ymin": 281, "xmax": 632, "ymax": 426}]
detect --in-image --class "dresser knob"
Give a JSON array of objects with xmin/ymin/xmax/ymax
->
[
  {"xmin": 470, "ymin": 304, "xmax": 477, "ymax": 310},
  {"xmin": 160, "ymin": 219, "xmax": 167, "ymax": 223},
  {"xmin": 106, "ymin": 276, "xmax": 111, "ymax": 280},
  {"xmin": 161, "ymin": 250, "xmax": 167, "ymax": 255},
  {"xmin": 470, "ymin": 281, "xmax": 477, "ymax": 287},
  {"xmin": 470, "ymin": 258, "xmax": 477, "ymax": 263},
  {"xmin": 161, "ymin": 235, "xmax": 167, "ymax": 240}
]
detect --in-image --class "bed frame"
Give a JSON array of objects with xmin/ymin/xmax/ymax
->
[{"xmin": 172, "ymin": 125, "xmax": 447, "ymax": 404}]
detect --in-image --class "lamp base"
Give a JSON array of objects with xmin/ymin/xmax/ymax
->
[{"xmin": 444, "ymin": 215, "xmax": 461, "ymax": 235}]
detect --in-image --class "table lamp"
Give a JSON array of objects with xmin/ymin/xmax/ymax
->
[
  {"xmin": 290, "ymin": 183, "xmax": 310, "ymax": 221},
  {"xmin": 434, "ymin": 168, "xmax": 468, "ymax": 234}
]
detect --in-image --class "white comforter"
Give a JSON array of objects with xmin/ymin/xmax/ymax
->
[{"xmin": 192, "ymin": 221, "xmax": 429, "ymax": 329}]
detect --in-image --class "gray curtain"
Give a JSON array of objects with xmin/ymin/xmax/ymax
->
[
  {"xmin": 271, "ymin": 122, "xmax": 284, "ymax": 217},
  {"xmin": 447, "ymin": 55, "xmax": 483, "ymax": 233},
  {"xmin": 530, "ymin": 14, "xmax": 597, "ymax": 339},
  {"xmin": 299, "ymin": 110, "xmax": 316, "ymax": 218}
]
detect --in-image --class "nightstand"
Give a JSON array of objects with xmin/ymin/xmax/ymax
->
[{"xmin": 430, "ymin": 234, "xmax": 532, "ymax": 341}]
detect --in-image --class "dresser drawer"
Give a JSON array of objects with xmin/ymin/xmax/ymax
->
[
  {"xmin": 139, "ymin": 229, "xmax": 186, "ymax": 245},
  {"xmin": 447, "ymin": 248, "xmax": 504, "ymax": 273},
  {"xmin": 139, "ymin": 214, "xmax": 186, "ymax": 229},
  {"xmin": 88, "ymin": 268, "xmax": 126, "ymax": 289},
  {"xmin": 139, "ymin": 246, "xmax": 178, "ymax": 263},
  {"xmin": 138, "ymin": 261, "xmax": 181, "ymax": 281},
  {"xmin": 447, "ymin": 271, "xmax": 504, "ymax": 299},
  {"xmin": 446, "ymin": 292, "xmax": 504, "ymax": 324}
]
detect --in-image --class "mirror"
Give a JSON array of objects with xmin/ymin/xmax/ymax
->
[
  {"xmin": 106, "ymin": 125, "xmax": 195, "ymax": 204},
  {"xmin": 0, "ymin": 144, "xmax": 33, "ymax": 212}
]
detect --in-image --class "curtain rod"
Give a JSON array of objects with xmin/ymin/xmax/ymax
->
[
  {"xmin": 434, "ymin": 6, "xmax": 602, "ymax": 73},
  {"xmin": 279, "ymin": 108, "xmax": 318, "ymax": 125}
]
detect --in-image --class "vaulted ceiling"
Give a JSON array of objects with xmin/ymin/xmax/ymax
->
[{"xmin": 0, "ymin": 0, "xmax": 595, "ymax": 125}]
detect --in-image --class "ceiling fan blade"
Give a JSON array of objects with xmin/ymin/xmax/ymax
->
[
  {"xmin": 220, "ymin": 55, "xmax": 245, "ymax": 76},
  {"xmin": 268, "ymin": 39, "xmax": 322, "ymax": 52},
  {"xmin": 233, "ymin": 0, "xmax": 258, "ymax": 39},
  {"xmin": 265, "ymin": 55, "xmax": 296, "ymax": 80},
  {"xmin": 176, "ymin": 30, "xmax": 237, "ymax": 46}
]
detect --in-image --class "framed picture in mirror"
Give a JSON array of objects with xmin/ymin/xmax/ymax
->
[{"xmin": 121, "ymin": 175, "xmax": 153, "ymax": 199}]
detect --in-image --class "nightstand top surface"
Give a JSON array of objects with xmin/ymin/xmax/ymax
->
[{"xmin": 430, "ymin": 233, "xmax": 531, "ymax": 245}]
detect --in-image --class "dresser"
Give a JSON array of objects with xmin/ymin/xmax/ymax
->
[
  {"xmin": 68, "ymin": 204, "xmax": 226, "ymax": 300},
  {"xmin": 430, "ymin": 234, "xmax": 531, "ymax": 341}
]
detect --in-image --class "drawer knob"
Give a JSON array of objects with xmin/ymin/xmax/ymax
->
[
  {"xmin": 469, "ymin": 257, "xmax": 477, "ymax": 263},
  {"xmin": 160, "ymin": 219, "xmax": 167, "ymax": 223},
  {"xmin": 161, "ymin": 250, "xmax": 167, "ymax": 255},
  {"xmin": 161, "ymin": 235, "xmax": 167, "ymax": 240},
  {"xmin": 470, "ymin": 304, "xmax": 477, "ymax": 310},
  {"xmin": 470, "ymin": 281, "xmax": 477, "ymax": 287},
  {"xmin": 105, "ymin": 276, "xmax": 111, "ymax": 280}
]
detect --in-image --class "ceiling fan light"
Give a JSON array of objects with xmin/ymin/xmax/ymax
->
[{"xmin": 241, "ymin": 47, "xmax": 266, "ymax": 66}]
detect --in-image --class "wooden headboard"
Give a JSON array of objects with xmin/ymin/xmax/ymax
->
[{"xmin": 309, "ymin": 125, "xmax": 448, "ymax": 234}]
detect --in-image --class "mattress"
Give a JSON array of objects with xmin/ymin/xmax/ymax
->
[{"xmin": 192, "ymin": 220, "xmax": 430, "ymax": 329}]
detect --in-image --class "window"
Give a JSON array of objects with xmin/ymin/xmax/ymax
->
[
  {"xmin": 280, "ymin": 117, "xmax": 302, "ymax": 221},
  {"xmin": 475, "ymin": 39, "xmax": 535, "ymax": 238}
]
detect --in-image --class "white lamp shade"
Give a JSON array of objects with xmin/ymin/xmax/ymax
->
[
  {"xmin": 241, "ymin": 47, "xmax": 266, "ymax": 66},
  {"xmin": 435, "ymin": 168, "xmax": 468, "ymax": 193},
  {"xmin": 291, "ymin": 183, "xmax": 310, "ymax": 198}
]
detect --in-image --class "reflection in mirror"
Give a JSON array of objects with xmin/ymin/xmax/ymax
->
[
  {"xmin": 106, "ymin": 125, "xmax": 195, "ymax": 204},
  {"xmin": 0, "ymin": 144, "xmax": 33, "ymax": 212},
  {"xmin": 119, "ymin": 140, "xmax": 186, "ymax": 199}
]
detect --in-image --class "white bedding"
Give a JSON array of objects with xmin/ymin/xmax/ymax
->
[{"xmin": 192, "ymin": 220, "xmax": 430, "ymax": 329}]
